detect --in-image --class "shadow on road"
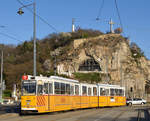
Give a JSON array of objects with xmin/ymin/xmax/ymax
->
[
  {"xmin": 0, "ymin": 104, "xmax": 20, "ymax": 114},
  {"xmin": 143, "ymin": 108, "xmax": 150, "ymax": 121},
  {"xmin": 133, "ymin": 107, "xmax": 150, "ymax": 121},
  {"xmin": 129, "ymin": 117, "xmax": 144, "ymax": 121}
]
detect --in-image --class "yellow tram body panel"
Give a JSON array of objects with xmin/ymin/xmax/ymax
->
[
  {"xmin": 21, "ymin": 96, "xmax": 37, "ymax": 111},
  {"xmin": 99, "ymin": 96, "xmax": 109, "ymax": 107},
  {"xmin": 98, "ymin": 96, "xmax": 126, "ymax": 107},
  {"xmin": 36, "ymin": 95, "xmax": 80, "ymax": 113},
  {"xmin": 72, "ymin": 96, "xmax": 81, "ymax": 109},
  {"xmin": 112, "ymin": 96, "xmax": 126, "ymax": 106},
  {"xmin": 53, "ymin": 95, "xmax": 72, "ymax": 111},
  {"xmin": 21, "ymin": 95, "xmax": 126, "ymax": 113},
  {"xmin": 90, "ymin": 96, "xmax": 99, "ymax": 107}
]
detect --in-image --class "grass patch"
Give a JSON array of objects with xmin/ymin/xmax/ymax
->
[{"xmin": 73, "ymin": 72, "xmax": 102, "ymax": 83}]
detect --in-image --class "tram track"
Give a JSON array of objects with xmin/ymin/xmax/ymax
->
[
  {"xmin": 137, "ymin": 109, "xmax": 142, "ymax": 121},
  {"xmin": 0, "ymin": 107, "xmax": 120, "ymax": 121},
  {"xmin": 1, "ymin": 106, "xmax": 149, "ymax": 121},
  {"xmin": 137, "ymin": 108, "xmax": 150, "ymax": 121},
  {"xmin": 0, "ymin": 114, "xmax": 42, "ymax": 121},
  {"xmin": 90, "ymin": 107, "xmax": 128, "ymax": 121},
  {"xmin": 111, "ymin": 110, "xmax": 125, "ymax": 121},
  {"xmin": 0, "ymin": 108, "xmax": 110, "ymax": 121}
]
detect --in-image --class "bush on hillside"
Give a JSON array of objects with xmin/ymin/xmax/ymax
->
[{"xmin": 73, "ymin": 72, "xmax": 102, "ymax": 83}]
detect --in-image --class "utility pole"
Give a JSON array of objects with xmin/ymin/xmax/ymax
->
[
  {"xmin": 33, "ymin": 2, "xmax": 36, "ymax": 76},
  {"xmin": 109, "ymin": 18, "xmax": 114, "ymax": 33},
  {"xmin": 0, "ymin": 50, "xmax": 3, "ymax": 103},
  {"xmin": 72, "ymin": 18, "xmax": 75, "ymax": 32}
]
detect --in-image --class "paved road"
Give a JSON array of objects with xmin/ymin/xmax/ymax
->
[
  {"xmin": 0, "ymin": 104, "xmax": 19, "ymax": 114},
  {"xmin": 0, "ymin": 105, "xmax": 149, "ymax": 121}
]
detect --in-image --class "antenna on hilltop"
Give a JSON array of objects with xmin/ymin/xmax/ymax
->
[
  {"xmin": 109, "ymin": 18, "xmax": 115, "ymax": 33},
  {"xmin": 72, "ymin": 18, "xmax": 75, "ymax": 32}
]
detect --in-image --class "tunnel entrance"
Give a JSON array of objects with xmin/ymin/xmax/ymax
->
[{"xmin": 78, "ymin": 59, "xmax": 101, "ymax": 71}]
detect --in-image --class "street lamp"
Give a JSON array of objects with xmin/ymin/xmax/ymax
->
[{"xmin": 17, "ymin": 2, "xmax": 37, "ymax": 76}]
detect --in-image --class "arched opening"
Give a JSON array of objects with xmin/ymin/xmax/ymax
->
[{"xmin": 78, "ymin": 59, "xmax": 101, "ymax": 71}]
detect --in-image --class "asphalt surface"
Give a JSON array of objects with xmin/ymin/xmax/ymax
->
[
  {"xmin": 0, "ymin": 104, "xmax": 20, "ymax": 114},
  {"xmin": 0, "ymin": 105, "xmax": 149, "ymax": 121}
]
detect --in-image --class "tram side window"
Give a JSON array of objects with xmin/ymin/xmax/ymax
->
[
  {"xmin": 119, "ymin": 89, "xmax": 124, "ymax": 96},
  {"xmin": 100, "ymin": 88, "xmax": 106, "ymax": 96},
  {"xmin": 44, "ymin": 83, "xmax": 48, "ymax": 94},
  {"xmin": 75, "ymin": 85, "xmax": 79, "ymax": 95},
  {"xmin": 49, "ymin": 83, "xmax": 53, "ymax": 94},
  {"xmin": 37, "ymin": 85, "xmax": 43, "ymax": 95},
  {"xmin": 55, "ymin": 82, "xmax": 61, "ymax": 94},
  {"xmin": 82, "ymin": 86, "xmax": 87, "ymax": 96},
  {"xmin": 115, "ymin": 89, "xmax": 119, "ymax": 96},
  {"xmin": 122, "ymin": 90, "xmax": 124, "ymax": 96},
  {"xmin": 93, "ymin": 87, "xmax": 97, "ymax": 96},
  {"xmin": 105, "ymin": 89, "xmax": 109, "ymax": 96},
  {"xmin": 70, "ymin": 85, "xmax": 74, "ymax": 95},
  {"xmin": 110, "ymin": 88, "xmax": 115, "ymax": 96},
  {"xmin": 61, "ymin": 83, "xmax": 65, "ymax": 94},
  {"xmin": 66, "ymin": 84, "xmax": 70, "ymax": 95},
  {"xmin": 88, "ymin": 87, "xmax": 92, "ymax": 96}
]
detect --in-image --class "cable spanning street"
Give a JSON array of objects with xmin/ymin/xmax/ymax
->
[{"xmin": 0, "ymin": 105, "xmax": 149, "ymax": 121}]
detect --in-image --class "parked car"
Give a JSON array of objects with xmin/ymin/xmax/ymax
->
[
  {"xmin": 126, "ymin": 98, "xmax": 147, "ymax": 106},
  {"xmin": 1, "ymin": 99, "xmax": 14, "ymax": 105}
]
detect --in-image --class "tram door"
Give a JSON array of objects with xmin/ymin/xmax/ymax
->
[
  {"xmin": 43, "ymin": 83, "xmax": 49, "ymax": 111},
  {"xmin": 48, "ymin": 82, "xmax": 53, "ymax": 111}
]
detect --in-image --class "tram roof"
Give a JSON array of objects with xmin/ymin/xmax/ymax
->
[
  {"xmin": 25, "ymin": 75, "xmax": 79, "ymax": 83},
  {"xmin": 50, "ymin": 76, "xmax": 79, "ymax": 83},
  {"xmin": 97, "ymin": 84, "xmax": 124, "ymax": 88}
]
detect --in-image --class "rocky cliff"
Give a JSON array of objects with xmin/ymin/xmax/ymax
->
[{"xmin": 51, "ymin": 33, "xmax": 150, "ymax": 98}]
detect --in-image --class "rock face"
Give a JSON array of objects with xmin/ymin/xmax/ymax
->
[
  {"xmin": 55, "ymin": 33, "xmax": 150, "ymax": 98},
  {"xmin": 43, "ymin": 59, "xmax": 52, "ymax": 72}
]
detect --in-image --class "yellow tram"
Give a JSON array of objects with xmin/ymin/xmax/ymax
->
[{"xmin": 21, "ymin": 75, "xmax": 126, "ymax": 113}]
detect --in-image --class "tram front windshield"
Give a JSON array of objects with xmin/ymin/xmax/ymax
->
[{"xmin": 22, "ymin": 81, "xmax": 36, "ymax": 96}]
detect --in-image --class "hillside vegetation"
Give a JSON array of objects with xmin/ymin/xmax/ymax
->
[{"xmin": 1, "ymin": 29, "xmax": 103, "ymax": 89}]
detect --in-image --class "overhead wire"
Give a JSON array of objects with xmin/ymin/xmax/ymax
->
[
  {"xmin": 0, "ymin": 32, "xmax": 23, "ymax": 43},
  {"xmin": 0, "ymin": 25, "xmax": 23, "ymax": 45},
  {"xmin": 16, "ymin": 0, "xmax": 59, "ymax": 33},
  {"xmin": 96, "ymin": 0, "xmax": 105, "ymax": 20},
  {"xmin": 114, "ymin": 0, "xmax": 124, "ymax": 32},
  {"xmin": 95, "ymin": 0, "xmax": 125, "ymax": 34}
]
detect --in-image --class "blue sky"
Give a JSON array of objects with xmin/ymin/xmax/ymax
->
[{"xmin": 0, "ymin": 0, "xmax": 150, "ymax": 59}]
